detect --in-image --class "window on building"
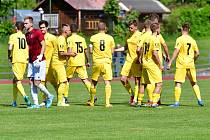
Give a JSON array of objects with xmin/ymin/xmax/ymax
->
[{"xmin": 85, "ymin": 20, "xmax": 100, "ymax": 29}]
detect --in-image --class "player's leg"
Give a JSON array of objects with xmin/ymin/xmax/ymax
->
[
  {"xmin": 146, "ymin": 84, "xmax": 155, "ymax": 105},
  {"xmin": 131, "ymin": 77, "xmax": 140, "ymax": 106},
  {"xmin": 77, "ymin": 66, "xmax": 91, "ymax": 93},
  {"xmin": 170, "ymin": 68, "xmax": 186, "ymax": 107},
  {"xmin": 87, "ymin": 79, "xmax": 97, "ymax": 106},
  {"xmin": 187, "ymin": 69, "xmax": 204, "ymax": 106},
  {"xmin": 120, "ymin": 61, "xmax": 134, "ymax": 101},
  {"xmin": 12, "ymin": 79, "xmax": 18, "ymax": 107},
  {"xmin": 152, "ymin": 82, "xmax": 162, "ymax": 107}
]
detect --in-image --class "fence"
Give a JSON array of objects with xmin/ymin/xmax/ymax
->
[{"xmin": 1, "ymin": 50, "xmax": 210, "ymax": 79}]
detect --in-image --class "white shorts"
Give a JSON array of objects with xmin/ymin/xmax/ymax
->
[{"xmin": 27, "ymin": 61, "xmax": 46, "ymax": 81}]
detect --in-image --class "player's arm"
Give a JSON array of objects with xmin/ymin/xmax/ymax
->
[
  {"xmin": 167, "ymin": 48, "xmax": 179, "ymax": 69},
  {"xmin": 89, "ymin": 44, "xmax": 93, "ymax": 54},
  {"xmin": 162, "ymin": 42, "xmax": 170, "ymax": 62},
  {"xmin": 84, "ymin": 49, "xmax": 90, "ymax": 67},
  {"xmin": 8, "ymin": 44, "xmax": 13, "ymax": 62},
  {"xmin": 194, "ymin": 50, "xmax": 199, "ymax": 62},
  {"xmin": 114, "ymin": 46, "xmax": 125, "ymax": 52},
  {"xmin": 152, "ymin": 50, "xmax": 163, "ymax": 70},
  {"xmin": 63, "ymin": 47, "xmax": 77, "ymax": 57}
]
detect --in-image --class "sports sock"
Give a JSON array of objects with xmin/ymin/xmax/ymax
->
[
  {"xmin": 146, "ymin": 84, "xmax": 155, "ymax": 102},
  {"xmin": 37, "ymin": 83, "xmax": 52, "ymax": 98},
  {"xmin": 133, "ymin": 85, "xmax": 139, "ymax": 102},
  {"xmin": 193, "ymin": 84, "xmax": 201, "ymax": 101},
  {"xmin": 137, "ymin": 93, "xmax": 144, "ymax": 104},
  {"xmin": 84, "ymin": 81, "xmax": 91, "ymax": 93},
  {"xmin": 123, "ymin": 82, "xmax": 133, "ymax": 95},
  {"xmin": 40, "ymin": 81, "xmax": 47, "ymax": 101},
  {"xmin": 105, "ymin": 84, "xmax": 111, "ymax": 105},
  {"xmin": 90, "ymin": 86, "xmax": 96, "ymax": 103},
  {"xmin": 31, "ymin": 84, "xmax": 38, "ymax": 105},
  {"xmin": 17, "ymin": 82, "xmax": 26, "ymax": 97},
  {"xmin": 152, "ymin": 93, "xmax": 160, "ymax": 104},
  {"xmin": 174, "ymin": 86, "xmax": 181, "ymax": 102},
  {"xmin": 58, "ymin": 82, "xmax": 66, "ymax": 103},
  {"xmin": 13, "ymin": 83, "xmax": 18, "ymax": 102},
  {"xmin": 63, "ymin": 82, "xmax": 69, "ymax": 98}
]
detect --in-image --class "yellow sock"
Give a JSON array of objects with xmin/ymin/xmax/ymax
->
[
  {"xmin": 174, "ymin": 87, "xmax": 181, "ymax": 102},
  {"xmin": 105, "ymin": 84, "xmax": 111, "ymax": 105},
  {"xmin": 90, "ymin": 86, "xmax": 96, "ymax": 103},
  {"xmin": 193, "ymin": 85, "xmax": 201, "ymax": 100},
  {"xmin": 13, "ymin": 83, "xmax": 18, "ymax": 102},
  {"xmin": 63, "ymin": 82, "xmax": 69, "ymax": 98},
  {"xmin": 16, "ymin": 82, "xmax": 26, "ymax": 97},
  {"xmin": 124, "ymin": 82, "xmax": 133, "ymax": 95},
  {"xmin": 84, "ymin": 81, "xmax": 91, "ymax": 93},
  {"xmin": 137, "ymin": 93, "xmax": 144, "ymax": 104},
  {"xmin": 133, "ymin": 85, "xmax": 139, "ymax": 102},
  {"xmin": 58, "ymin": 83, "xmax": 66, "ymax": 103},
  {"xmin": 152, "ymin": 93, "xmax": 160, "ymax": 104},
  {"xmin": 146, "ymin": 84, "xmax": 155, "ymax": 102}
]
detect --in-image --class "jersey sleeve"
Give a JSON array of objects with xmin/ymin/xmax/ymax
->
[
  {"xmin": 193, "ymin": 40, "xmax": 199, "ymax": 51},
  {"xmin": 159, "ymin": 34, "xmax": 165, "ymax": 44},
  {"xmin": 8, "ymin": 34, "xmax": 14, "ymax": 45},
  {"xmin": 175, "ymin": 38, "xmax": 182, "ymax": 50},
  {"xmin": 110, "ymin": 37, "xmax": 115, "ymax": 49},
  {"xmin": 82, "ymin": 38, "xmax": 87, "ymax": 50}
]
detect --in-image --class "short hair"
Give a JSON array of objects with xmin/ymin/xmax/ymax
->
[
  {"xmin": 128, "ymin": 20, "xmax": 138, "ymax": 27},
  {"xmin": 98, "ymin": 22, "xmax": 106, "ymax": 31},
  {"xmin": 24, "ymin": 16, "xmax": 33, "ymax": 23},
  {"xmin": 39, "ymin": 20, "xmax": 48, "ymax": 27},
  {"xmin": 15, "ymin": 21, "xmax": 24, "ymax": 31},
  {"xmin": 62, "ymin": 23, "xmax": 70, "ymax": 33},
  {"xmin": 182, "ymin": 22, "xmax": 190, "ymax": 32},
  {"xmin": 149, "ymin": 13, "xmax": 159, "ymax": 23},
  {"xmin": 70, "ymin": 23, "xmax": 78, "ymax": 33},
  {"xmin": 144, "ymin": 19, "xmax": 152, "ymax": 29},
  {"xmin": 150, "ymin": 23, "xmax": 159, "ymax": 33}
]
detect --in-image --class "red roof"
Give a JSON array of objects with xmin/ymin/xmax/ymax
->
[{"xmin": 64, "ymin": 0, "xmax": 106, "ymax": 10}]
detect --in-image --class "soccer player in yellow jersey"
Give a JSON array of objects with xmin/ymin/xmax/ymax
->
[
  {"xmin": 167, "ymin": 23, "xmax": 204, "ymax": 107},
  {"xmin": 87, "ymin": 22, "xmax": 115, "ymax": 107},
  {"xmin": 119, "ymin": 20, "xmax": 142, "ymax": 105},
  {"xmin": 51, "ymin": 24, "xmax": 72, "ymax": 106},
  {"xmin": 66, "ymin": 23, "xmax": 91, "ymax": 96},
  {"xmin": 8, "ymin": 21, "xmax": 31, "ymax": 107},
  {"xmin": 138, "ymin": 23, "xmax": 163, "ymax": 108},
  {"xmin": 143, "ymin": 14, "xmax": 170, "ymax": 106},
  {"xmin": 38, "ymin": 20, "xmax": 58, "ymax": 107}
]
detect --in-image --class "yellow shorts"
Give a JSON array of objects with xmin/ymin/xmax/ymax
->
[
  {"xmin": 66, "ymin": 66, "xmax": 88, "ymax": 79},
  {"xmin": 141, "ymin": 66, "xmax": 162, "ymax": 84},
  {"xmin": 121, "ymin": 61, "xmax": 141, "ymax": 77},
  {"xmin": 92, "ymin": 63, "xmax": 112, "ymax": 81},
  {"xmin": 52, "ymin": 64, "xmax": 67, "ymax": 84},
  {"xmin": 12, "ymin": 63, "xmax": 27, "ymax": 80},
  {"xmin": 45, "ymin": 67, "xmax": 56, "ymax": 83},
  {"xmin": 174, "ymin": 68, "xmax": 197, "ymax": 83}
]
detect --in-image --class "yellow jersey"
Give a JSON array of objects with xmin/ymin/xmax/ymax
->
[
  {"xmin": 8, "ymin": 31, "xmax": 29, "ymax": 64},
  {"xmin": 51, "ymin": 35, "xmax": 68, "ymax": 65},
  {"xmin": 175, "ymin": 34, "xmax": 198, "ymax": 68},
  {"xmin": 67, "ymin": 33, "xmax": 87, "ymax": 66},
  {"xmin": 90, "ymin": 32, "xmax": 115, "ymax": 64},
  {"xmin": 126, "ymin": 30, "xmax": 142, "ymax": 62},
  {"xmin": 44, "ymin": 32, "xmax": 57, "ymax": 68}
]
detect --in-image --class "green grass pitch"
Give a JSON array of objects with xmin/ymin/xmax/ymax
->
[{"xmin": 0, "ymin": 80, "xmax": 210, "ymax": 140}]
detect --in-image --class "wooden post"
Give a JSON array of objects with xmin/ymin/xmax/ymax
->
[{"xmin": 78, "ymin": 10, "xmax": 81, "ymax": 31}]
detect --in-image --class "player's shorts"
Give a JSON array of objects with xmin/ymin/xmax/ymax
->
[
  {"xmin": 12, "ymin": 63, "xmax": 27, "ymax": 80},
  {"xmin": 121, "ymin": 60, "xmax": 141, "ymax": 77},
  {"xmin": 27, "ymin": 61, "xmax": 46, "ymax": 81},
  {"xmin": 92, "ymin": 63, "xmax": 112, "ymax": 81},
  {"xmin": 66, "ymin": 66, "xmax": 88, "ymax": 79},
  {"xmin": 174, "ymin": 68, "xmax": 197, "ymax": 83},
  {"xmin": 45, "ymin": 66, "xmax": 55, "ymax": 83},
  {"xmin": 52, "ymin": 64, "xmax": 67, "ymax": 84},
  {"xmin": 141, "ymin": 65, "xmax": 162, "ymax": 84}
]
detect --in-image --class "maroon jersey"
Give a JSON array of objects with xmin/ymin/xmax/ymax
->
[{"xmin": 25, "ymin": 29, "xmax": 46, "ymax": 63}]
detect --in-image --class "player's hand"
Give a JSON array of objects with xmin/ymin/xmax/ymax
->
[
  {"xmin": 135, "ymin": 59, "xmax": 140, "ymax": 64},
  {"xmin": 166, "ymin": 56, "xmax": 170, "ymax": 63},
  {"xmin": 166, "ymin": 61, "xmax": 172, "ymax": 70},
  {"xmin": 37, "ymin": 54, "xmax": 43, "ymax": 61},
  {"xmin": 71, "ymin": 52, "xmax": 77, "ymax": 57},
  {"xmin": 86, "ymin": 62, "xmax": 90, "ymax": 68},
  {"xmin": 33, "ymin": 59, "xmax": 40, "ymax": 68},
  {"xmin": 159, "ymin": 65, "xmax": 164, "ymax": 71}
]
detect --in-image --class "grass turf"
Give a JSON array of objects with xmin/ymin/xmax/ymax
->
[{"xmin": 0, "ymin": 80, "xmax": 209, "ymax": 140}]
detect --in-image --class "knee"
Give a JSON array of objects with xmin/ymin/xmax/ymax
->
[{"xmin": 34, "ymin": 80, "xmax": 41, "ymax": 87}]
